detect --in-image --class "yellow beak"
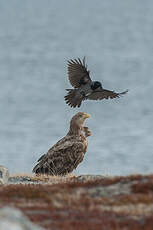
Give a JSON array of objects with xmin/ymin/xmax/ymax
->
[{"xmin": 83, "ymin": 113, "xmax": 91, "ymax": 119}]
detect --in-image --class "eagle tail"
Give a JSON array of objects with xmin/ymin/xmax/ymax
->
[
  {"xmin": 32, "ymin": 163, "xmax": 42, "ymax": 174},
  {"xmin": 32, "ymin": 160, "xmax": 47, "ymax": 174},
  {"xmin": 32, "ymin": 162, "xmax": 56, "ymax": 175},
  {"xmin": 64, "ymin": 89, "xmax": 83, "ymax": 108},
  {"xmin": 32, "ymin": 154, "xmax": 56, "ymax": 175}
]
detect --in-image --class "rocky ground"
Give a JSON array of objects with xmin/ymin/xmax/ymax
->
[{"xmin": 0, "ymin": 169, "xmax": 153, "ymax": 230}]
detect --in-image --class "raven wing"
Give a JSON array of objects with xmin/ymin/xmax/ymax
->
[
  {"xmin": 87, "ymin": 89, "xmax": 128, "ymax": 100},
  {"xmin": 67, "ymin": 57, "xmax": 92, "ymax": 88}
]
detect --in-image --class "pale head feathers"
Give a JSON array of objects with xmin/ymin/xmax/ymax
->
[{"xmin": 68, "ymin": 112, "xmax": 90, "ymax": 135}]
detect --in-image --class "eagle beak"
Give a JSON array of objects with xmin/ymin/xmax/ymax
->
[{"xmin": 83, "ymin": 113, "xmax": 91, "ymax": 119}]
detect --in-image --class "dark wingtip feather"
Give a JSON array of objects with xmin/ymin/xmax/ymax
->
[
  {"xmin": 67, "ymin": 57, "xmax": 86, "ymax": 67},
  {"xmin": 119, "ymin": 89, "xmax": 129, "ymax": 96}
]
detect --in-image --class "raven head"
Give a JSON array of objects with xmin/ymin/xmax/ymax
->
[{"xmin": 91, "ymin": 81, "xmax": 102, "ymax": 90}]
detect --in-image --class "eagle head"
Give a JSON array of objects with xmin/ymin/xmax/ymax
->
[{"xmin": 69, "ymin": 112, "xmax": 90, "ymax": 135}]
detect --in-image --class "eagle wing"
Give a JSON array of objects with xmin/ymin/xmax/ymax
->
[
  {"xmin": 33, "ymin": 138, "xmax": 85, "ymax": 175},
  {"xmin": 67, "ymin": 57, "xmax": 92, "ymax": 88},
  {"xmin": 87, "ymin": 89, "xmax": 128, "ymax": 100}
]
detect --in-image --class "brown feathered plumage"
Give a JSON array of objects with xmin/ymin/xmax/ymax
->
[
  {"xmin": 32, "ymin": 112, "xmax": 91, "ymax": 176},
  {"xmin": 65, "ymin": 57, "xmax": 128, "ymax": 108}
]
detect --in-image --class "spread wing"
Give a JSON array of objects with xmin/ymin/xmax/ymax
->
[
  {"xmin": 33, "ymin": 139, "xmax": 85, "ymax": 175},
  {"xmin": 67, "ymin": 57, "xmax": 92, "ymax": 88},
  {"xmin": 87, "ymin": 89, "xmax": 128, "ymax": 100}
]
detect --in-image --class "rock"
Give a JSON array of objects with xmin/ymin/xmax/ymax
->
[
  {"xmin": 0, "ymin": 166, "xmax": 9, "ymax": 184},
  {"xmin": 77, "ymin": 174, "xmax": 106, "ymax": 182},
  {"xmin": 8, "ymin": 173, "xmax": 76, "ymax": 184},
  {"xmin": 8, "ymin": 176, "xmax": 40, "ymax": 184},
  {"xmin": 0, "ymin": 206, "xmax": 44, "ymax": 230},
  {"xmin": 87, "ymin": 182, "xmax": 131, "ymax": 198}
]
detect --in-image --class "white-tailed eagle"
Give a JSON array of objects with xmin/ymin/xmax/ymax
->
[{"xmin": 33, "ymin": 112, "xmax": 91, "ymax": 176}]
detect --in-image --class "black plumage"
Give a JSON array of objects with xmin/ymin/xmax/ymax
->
[{"xmin": 65, "ymin": 57, "xmax": 128, "ymax": 108}]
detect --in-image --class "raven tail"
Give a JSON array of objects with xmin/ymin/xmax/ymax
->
[{"xmin": 64, "ymin": 89, "xmax": 83, "ymax": 108}]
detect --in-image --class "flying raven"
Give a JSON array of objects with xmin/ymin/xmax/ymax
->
[{"xmin": 65, "ymin": 57, "xmax": 128, "ymax": 108}]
